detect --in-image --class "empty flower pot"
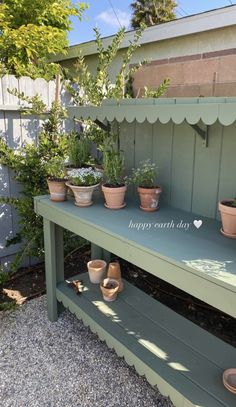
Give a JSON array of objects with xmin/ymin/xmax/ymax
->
[
  {"xmin": 107, "ymin": 262, "xmax": 123, "ymax": 292},
  {"xmin": 100, "ymin": 278, "xmax": 119, "ymax": 302},
  {"xmin": 87, "ymin": 259, "xmax": 107, "ymax": 284},
  {"xmin": 47, "ymin": 179, "xmax": 67, "ymax": 202}
]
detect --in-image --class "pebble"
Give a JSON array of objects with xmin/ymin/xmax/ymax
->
[{"xmin": 0, "ymin": 296, "xmax": 174, "ymax": 407}]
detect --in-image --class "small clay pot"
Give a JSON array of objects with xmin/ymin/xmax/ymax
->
[
  {"xmin": 47, "ymin": 179, "xmax": 67, "ymax": 202},
  {"xmin": 107, "ymin": 262, "xmax": 123, "ymax": 292},
  {"xmin": 138, "ymin": 186, "xmax": 162, "ymax": 212},
  {"xmin": 87, "ymin": 259, "xmax": 107, "ymax": 284},
  {"xmin": 219, "ymin": 200, "xmax": 236, "ymax": 238},
  {"xmin": 100, "ymin": 278, "xmax": 119, "ymax": 302},
  {"xmin": 102, "ymin": 184, "xmax": 127, "ymax": 209}
]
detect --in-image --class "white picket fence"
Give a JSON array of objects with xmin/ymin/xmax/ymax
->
[{"xmin": 0, "ymin": 75, "xmax": 74, "ymax": 270}]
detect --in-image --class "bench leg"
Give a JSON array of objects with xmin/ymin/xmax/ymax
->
[
  {"xmin": 91, "ymin": 243, "xmax": 103, "ymax": 259},
  {"xmin": 102, "ymin": 249, "xmax": 111, "ymax": 263},
  {"xmin": 43, "ymin": 219, "xmax": 64, "ymax": 322},
  {"xmin": 91, "ymin": 243, "xmax": 111, "ymax": 263}
]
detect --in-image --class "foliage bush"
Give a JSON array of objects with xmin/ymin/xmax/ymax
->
[
  {"xmin": 0, "ymin": 0, "xmax": 87, "ymax": 79},
  {"xmin": 0, "ymin": 101, "xmax": 68, "ymax": 271}
]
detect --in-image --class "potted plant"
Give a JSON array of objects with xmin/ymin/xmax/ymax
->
[
  {"xmin": 45, "ymin": 156, "xmax": 68, "ymax": 202},
  {"xmin": 102, "ymin": 149, "xmax": 127, "ymax": 209},
  {"xmin": 126, "ymin": 159, "xmax": 162, "ymax": 212},
  {"xmin": 66, "ymin": 167, "xmax": 102, "ymax": 207},
  {"xmin": 219, "ymin": 198, "xmax": 236, "ymax": 238},
  {"xmin": 66, "ymin": 131, "xmax": 90, "ymax": 171}
]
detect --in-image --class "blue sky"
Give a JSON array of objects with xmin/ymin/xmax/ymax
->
[{"xmin": 69, "ymin": 0, "xmax": 236, "ymax": 45}]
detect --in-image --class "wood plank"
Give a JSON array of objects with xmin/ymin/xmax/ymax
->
[
  {"xmin": 120, "ymin": 282, "xmax": 236, "ymax": 369},
  {"xmin": 34, "ymin": 196, "xmax": 236, "ymax": 317},
  {"xmin": 170, "ymin": 122, "xmax": 195, "ymax": 211},
  {"xmin": 134, "ymin": 121, "xmax": 153, "ymax": 165},
  {"xmin": 218, "ymin": 123, "xmax": 236, "ymax": 208},
  {"xmin": 0, "ymin": 109, "xmax": 14, "ymax": 258},
  {"xmin": 152, "ymin": 121, "xmax": 173, "ymax": 205},
  {"xmin": 192, "ymin": 122, "xmax": 222, "ymax": 219},
  {"xmin": 1, "ymin": 75, "xmax": 19, "ymax": 106},
  {"xmin": 56, "ymin": 274, "xmax": 236, "ymax": 407}
]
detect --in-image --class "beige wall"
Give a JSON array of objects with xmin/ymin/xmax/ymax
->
[{"xmin": 60, "ymin": 26, "xmax": 236, "ymax": 97}]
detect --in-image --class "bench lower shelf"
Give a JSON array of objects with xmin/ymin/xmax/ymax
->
[{"xmin": 56, "ymin": 273, "xmax": 236, "ymax": 407}]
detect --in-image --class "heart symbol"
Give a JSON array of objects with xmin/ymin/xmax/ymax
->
[{"xmin": 193, "ymin": 220, "xmax": 202, "ymax": 229}]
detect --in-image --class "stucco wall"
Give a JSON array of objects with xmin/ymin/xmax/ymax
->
[{"xmin": 60, "ymin": 25, "xmax": 236, "ymax": 97}]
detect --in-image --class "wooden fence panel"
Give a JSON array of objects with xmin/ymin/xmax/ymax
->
[{"xmin": 0, "ymin": 75, "xmax": 74, "ymax": 269}]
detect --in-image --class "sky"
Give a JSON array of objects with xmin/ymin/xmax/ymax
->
[{"xmin": 68, "ymin": 0, "xmax": 236, "ymax": 45}]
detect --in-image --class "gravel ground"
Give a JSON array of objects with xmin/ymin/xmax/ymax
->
[{"xmin": 0, "ymin": 296, "xmax": 174, "ymax": 407}]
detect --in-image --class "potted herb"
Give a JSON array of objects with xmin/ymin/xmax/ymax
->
[
  {"xmin": 102, "ymin": 149, "xmax": 127, "ymax": 209},
  {"xmin": 66, "ymin": 167, "xmax": 102, "ymax": 207},
  {"xmin": 219, "ymin": 198, "xmax": 236, "ymax": 238},
  {"xmin": 66, "ymin": 131, "xmax": 90, "ymax": 170},
  {"xmin": 126, "ymin": 159, "xmax": 162, "ymax": 212},
  {"xmin": 45, "ymin": 156, "xmax": 67, "ymax": 202}
]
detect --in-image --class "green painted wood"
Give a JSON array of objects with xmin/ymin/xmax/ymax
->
[
  {"xmin": 67, "ymin": 97, "xmax": 236, "ymax": 126},
  {"xmin": 43, "ymin": 219, "xmax": 64, "ymax": 321},
  {"xmin": 170, "ymin": 123, "xmax": 195, "ymax": 211},
  {"xmin": 218, "ymin": 123, "xmax": 236, "ymax": 210},
  {"xmin": 91, "ymin": 243, "xmax": 103, "ymax": 259},
  {"xmin": 56, "ymin": 273, "xmax": 236, "ymax": 407},
  {"xmin": 35, "ymin": 197, "xmax": 236, "ymax": 317},
  {"xmin": 121, "ymin": 282, "xmax": 236, "ymax": 369},
  {"xmin": 192, "ymin": 122, "xmax": 223, "ymax": 218},
  {"xmin": 152, "ymin": 121, "xmax": 173, "ymax": 205},
  {"xmin": 119, "ymin": 121, "xmax": 135, "ymax": 172},
  {"xmin": 134, "ymin": 121, "xmax": 153, "ymax": 166}
]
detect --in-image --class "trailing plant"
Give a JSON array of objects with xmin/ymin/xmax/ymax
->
[
  {"xmin": 67, "ymin": 131, "xmax": 90, "ymax": 167},
  {"xmin": 126, "ymin": 159, "xmax": 159, "ymax": 188},
  {"xmin": 144, "ymin": 78, "xmax": 170, "ymax": 98},
  {"xmin": 0, "ymin": 100, "xmax": 68, "ymax": 272}
]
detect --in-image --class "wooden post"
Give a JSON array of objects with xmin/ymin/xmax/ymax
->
[
  {"xmin": 55, "ymin": 74, "xmax": 61, "ymax": 104},
  {"xmin": 43, "ymin": 219, "xmax": 64, "ymax": 321}
]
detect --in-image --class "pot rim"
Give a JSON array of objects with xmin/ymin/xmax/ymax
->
[
  {"xmin": 66, "ymin": 181, "xmax": 100, "ymax": 189},
  {"xmin": 87, "ymin": 259, "xmax": 107, "ymax": 269}
]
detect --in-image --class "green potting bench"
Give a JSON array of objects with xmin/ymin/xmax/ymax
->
[{"xmin": 34, "ymin": 194, "xmax": 236, "ymax": 407}]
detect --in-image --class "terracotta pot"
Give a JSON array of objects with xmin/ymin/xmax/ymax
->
[
  {"xmin": 219, "ymin": 200, "xmax": 236, "ymax": 238},
  {"xmin": 138, "ymin": 186, "xmax": 162, "ymax": 212},
  {"xmin": 102, "ymin": 184, "xmax": 127, "ymax": 209},
  {"xmin": 66, "ymin": 182, "xmax": 100, "ymax": 207},
  {"xmin": 87, "ymin": 259, "xmax": 107, "ymax": 284},
  {"xmin": 107, "ymin": 262, "xmax": 123, "ymax": 292},
  {"xmin": 100, "ymin": 278, "xmax": 119, "ymax": 302},
  {"xmin": 47, "ymin": 179, "xmax": 67, "ymax": 202}
]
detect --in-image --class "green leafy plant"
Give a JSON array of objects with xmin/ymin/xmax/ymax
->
[
  {"xmin": 232, "ymin": 198, "xmax": 236, "ymax": 207},
  {"xmin": 67, "ymin": 131, "xmax": 90, "ymax": 168},
  {"xmin": 45, "ymin": 155, "xmax": 66, "ymax": 179},
  {"xmin": 144, "ymin": 78, "xmax": 170, "ymax": 98},
  {"xmin": 126, "ymin": 159, "xmax": 159, "ymax": 188},
  {"xmin": 0, "ymin": 100, "xmax": 68, "ymax": 272},
  {"xmin": 67, "ymin": 25, "xmax": 146, "ymax": 106},
  {"xmin": 68, "ymin": 167, "xmax": 102, "ymax": 186},
  {"xmin": 103, "ymin": 149, "xmax": 125, "ymax": 187},
  {"xmin": 0, "ymin": 0, "xmax": 87, "ymax": 79}
]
